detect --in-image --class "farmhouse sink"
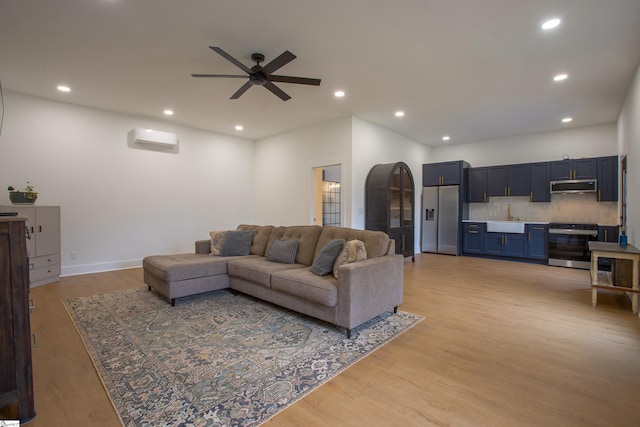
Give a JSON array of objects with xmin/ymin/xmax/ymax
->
[{"xmin": 486, "ymin": 221, "xmax": 526, "ymax": 234}]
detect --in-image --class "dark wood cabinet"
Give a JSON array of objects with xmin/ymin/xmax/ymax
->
[
  {"xmin": 529, "ymin": 162, "xmax": 551, "ymax": 202},
  {"xmin": 0, "ymin": 217, "xmax": 36, "ymax": 422},
  {"xmin": 366, "ymin": 162, "xmax": 415, "ymax": 260},
  {"xmin": 423, "ymin": 161, "xmax": 468, "ymax": 186},
  {"xmin": 550, "ymin": 158, "xmax": 597, "ymax": 180},
  {"xmin": 596, "ymin": 156, "xmax": 618, "ymax": 202},
  {"xmin": 462, "ymin": 222, "xmax": 484, "ymax": 254},
  {"xmin": 467, "ymin": 168, "xmax": 487, "ymax": 203}
]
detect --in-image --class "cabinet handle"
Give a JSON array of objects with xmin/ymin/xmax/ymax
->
[
  {"xmin": 528, "ymin": 232, "xmax": 531, "ymax": 241},
  {"xmin": 483, "ymin": 193, "xmax": 486, "ymax": 203},
  {"xmin": 533, "ymin": 227, "xmax": 545, "ymax": 230},
  {"xmin": 468, "ymin": 230, "xmax": 478, "ymax": 234},
  {"xmin": 29, "ymin": 298, "xmax": 36, "ymax": 310},
  {"xmin": 505, "ymin": 235, "xmax": 507, "ymax": 245},
  {"xmin": 598, "ymin": 190, "xmax": 601, "ymax": 202},
  {"xmin": 30, "ymin": 226, "xmax": 34, "ymax": 234},
  {"xmin": 508, "ymin": 187, "xmax": 511, "ymax": 197},
  {"xmin": 530, "ymin": 192, "xmax": 533, "ymax": 202},
  {"xmin": 605, "ymin": 230, "xmax": 608, "ymax": 241},
  {"xmin": 39, "ymin": 225, "xmax": 42, "ymax": 232},
  {"xmin": 31, "ymin": 333, "xmax": 37, "ymax": 348}
]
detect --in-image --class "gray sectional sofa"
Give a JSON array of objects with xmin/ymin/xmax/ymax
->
[{"xmin": 143, "ymin": 225, "xmax": 404, "ymax": 337}]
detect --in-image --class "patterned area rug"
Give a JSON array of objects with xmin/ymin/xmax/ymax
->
[{"xmin": 64, "ymin": 288, "xmax": 422, "ymax": 426}]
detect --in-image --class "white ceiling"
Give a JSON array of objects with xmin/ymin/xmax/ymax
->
[{"xmin": 1, "ymin": 0, "xmax": 639, "ymax": 146}]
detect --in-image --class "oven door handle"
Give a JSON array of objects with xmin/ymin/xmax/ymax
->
[{"xmin": 549, "ymin": 229, "xmax": 598, "ymax": 236}]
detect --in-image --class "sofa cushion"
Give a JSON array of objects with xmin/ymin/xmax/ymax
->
[
  {"xmin": 143, "ymin": 254, "xmax": 230, "ymax": 282},
  {"xmin": 315, "ymin": 226, "xmax": 389, "ymax": 259},
  {"xmin": 310, "ymin": 239, "xmax": 345, "ymax": 276},
  {"xmin": 209, "ymin": 230, "xmax": 229, "ymax": 256},
  {"xmin": 265, "ymin": 225, "xmax": 322, "ymax": 266},
  {"xmin": 333, "ymin": 239, "xmax": 367, "ymax": 279},
  {"xmin": 220, "ymin": 230, "xmax": 254, "ymax": 256},
  {"xmin": 227, "ymin": 257, "xmax": 304, "ymax": 288},
  {"xmin": 266, "ymin": 239, "xmax": 299, "ymax": 264},
  {"xmin": 271, "ymin": 268, "xmax": 338, "ymax": 307},
  {"xmin": 236, "ymin": 224, "xmax": 275, "ymax": 256}
]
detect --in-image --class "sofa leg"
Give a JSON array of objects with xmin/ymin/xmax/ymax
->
[
  {"xmin": 393, "ymin": 306, "xmax": 398, "ymax": 313},
  {"xmin": 171, "ymin": 298, "xmax": 176, "ymax": 306},
  {"xmin": 346, "ymin": 328, "xmax": 352, "ymax": 339},
  {"xmin": 148, "ymin": 285, "xmax": 151, "ymax": 291},
  {"xmin": 229, "ymin": 289, "xmax": 238, "ymax": 296}
]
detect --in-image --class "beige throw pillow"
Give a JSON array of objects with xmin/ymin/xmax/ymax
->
[
  {"xmin": 209, "ymin": 230, "xmax": 229, "ymax": 256},
  {"xmin": 333, "ymin": 239, "xmax": 367, "ymax": 279}
]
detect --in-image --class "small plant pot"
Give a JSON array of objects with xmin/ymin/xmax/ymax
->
[{"xmin": 9, "ymin": 192, "xmax": 38, "ymax": 204}]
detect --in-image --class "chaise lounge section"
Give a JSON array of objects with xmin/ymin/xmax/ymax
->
[{"xmin": 143, "ymin": 225, "xmax": 404, "ymax": 337}]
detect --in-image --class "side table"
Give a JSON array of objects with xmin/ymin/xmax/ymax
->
[{"xmin": 589, "ymin": 241, "xmax": 640, "ymax": 315}]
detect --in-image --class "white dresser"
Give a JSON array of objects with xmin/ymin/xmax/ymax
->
[{"xmin": 0, "ymin": 205, "xmax": 61, "ymax": 287}]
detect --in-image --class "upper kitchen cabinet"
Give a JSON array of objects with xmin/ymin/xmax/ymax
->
[
  {"xmin": 487, "ymin": 164, "xmax": 530, "ymax": 197},
  {"xmin": 467, "ymin": 167, "xmax": 487, "ymax": 203},
  {"xmin": 550, "ymin": 158, "xmax": 597, "ymax": 181},
  {"xmin": 529, "ymin": 162, "xmax": 551, "ymax": 202},
  {"xmin": 423, "ymin": 161, "xmax": 469, "ymax": 186},
  {"xmin": 596, "ymin": 156, "xmax": 618, "ymax": 202}
]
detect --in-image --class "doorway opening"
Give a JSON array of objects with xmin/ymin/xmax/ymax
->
[{"xmin": 313, "ymin": 165, "xmax": 342, "ymax": 226}]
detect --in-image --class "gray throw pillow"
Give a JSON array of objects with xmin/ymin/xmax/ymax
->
[
  {"xmin": 266, "ymin": 239, "xmax": 299, "ymax": 264},
  {"xmin": 220, "ymin": 230, "xmax": 254, "ymax": 256},
  {"xmin": 310, "ymin": 239, "xmax": 345, "ymax": 276}
]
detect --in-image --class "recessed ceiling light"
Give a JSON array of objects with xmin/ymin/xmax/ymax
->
[
  {"xmin": 57, "ymin": 85, "xmax": 71, "ymax": 92},
  {"xmin": 541, "ymin": 18, "xmax": 561, "ymax": 30},
  {"xmin": 442, "ymin": 136, "xmax": 451, "ymax": 141},
  {"xmin": 235, "ymin": 125, "xmax": 244, "ymax": 131},
  {"xmin": 395, "ymin": 111, "xmax": 405, "ymax": 117},
  {"xmin": 553, "ymin": 73, "xmax": 568, "ymax": 82},
  {"xmin": 163, "ymin": 109, "xmax": 174, "ymax": 116},
  {"xmin": 334, "ymin": 90, "xmax": 345, "ymax": 98},
  {"xmin": 562, "ymin": 117, "xmax": 573, "ymax": 123}
]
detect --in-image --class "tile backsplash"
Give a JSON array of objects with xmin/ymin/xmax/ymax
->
[{"xmin": 469, "ymin": 194, "xmax": 619, "ymax": 225}]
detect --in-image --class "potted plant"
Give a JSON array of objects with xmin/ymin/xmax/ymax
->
[{"xmin": 7, "ymin": 181, "xmax": 38, "ymax": 204}]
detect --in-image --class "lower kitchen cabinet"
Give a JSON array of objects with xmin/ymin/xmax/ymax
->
[
  {"xmin": 527, "ymin": 224, "xmax": 549, "ymax": 260},
  {"xmin": 484, "ymin": 232, "xmax": 527, "ymax": 257},
  {"xmin": 463, "ymin": 222, "xmax": 548, "ymax": 263},
  {"xmin": 463, "ymin": 222, "xmax": 484, "ymax": 254}
]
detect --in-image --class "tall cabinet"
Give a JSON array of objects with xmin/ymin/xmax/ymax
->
[
  {"xmin": 365, "ymin": 162, "xmax": 415, "ymax": 261},
  {"xmin": 0, "ymin": 206, "xmax": 60, "ymax": 287},
  {"xmin": 0, "ymin": 216, "xmax": 36, "ymax": 422}
]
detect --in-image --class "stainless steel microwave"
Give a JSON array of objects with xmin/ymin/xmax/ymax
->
[{"xmin": 550, "ymin": 179, "xmax": 597, "ymax": 194}]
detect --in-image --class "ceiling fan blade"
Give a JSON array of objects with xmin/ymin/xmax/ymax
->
[
  {"xmin": 261, "ymin": 51, "xmax": 296, "ymax": 76},
  {"xmin": 230, "ymin": 81, "xmax": 253, "ymax": 99},
  {"xmin": 269, "ymin": 75, "xmax": 322, "ymax": 86},
  {"xmin": 209, "ymin": 46, "xmax": 252, "ymax": 74},
  {"xmin": 191, "ymin": 74, "xmax": 248, "ymax": 78},
  {"xmin": 263, "ymin": 81, "xmax": 291, "ymax": 101}
]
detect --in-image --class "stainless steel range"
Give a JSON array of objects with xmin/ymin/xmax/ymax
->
[{"xmin": 548, "ymin": 223, "xmax": 598, "ymax": 269}]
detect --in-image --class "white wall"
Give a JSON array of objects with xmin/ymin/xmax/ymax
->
[
  {"xmin": 351, "ymin": 116, "xmax": 430, "ymax": 251},
  {"xmin": 0, "ymin": 91, "xmax": 255, "ymax": 275},
  {"xmin": 618, "ymin": 62, "xmax": 640, "ymax": 244},
  {"xmin": 254, "ymin": 117, "xmax": 352, "ymax": 226},
  {"xmin": 429, "ymin": 123, "xmax": 617, "ymax": 167}
]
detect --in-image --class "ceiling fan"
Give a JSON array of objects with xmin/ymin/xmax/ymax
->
[{"xmin": 191, "ymin": 46, "xmax": 321, "ymax": 101}]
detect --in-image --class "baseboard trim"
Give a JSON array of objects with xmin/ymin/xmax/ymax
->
[{"xmin": 61, "ymin": 259, "xmax": 142, "ymax": 277}]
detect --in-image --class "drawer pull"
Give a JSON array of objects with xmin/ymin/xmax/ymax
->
[{"xmin": 31, "ymin": 333, "xmax": 37, "ymax": 348}]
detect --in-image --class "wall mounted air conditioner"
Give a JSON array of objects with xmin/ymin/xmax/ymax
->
[{"xmin": 129, "ymin": 128, "xmax": 178, "ymax": 149}]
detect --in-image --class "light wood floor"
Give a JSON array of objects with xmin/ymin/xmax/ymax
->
[{"xmin": 23, "ymin": 254, "xmax": 640, "ymax": 426}]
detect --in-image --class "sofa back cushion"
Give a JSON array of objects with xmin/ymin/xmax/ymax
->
[
  {"xmin": 265, "ymin": 225, "xmax": 322, "ymax": 266},
  {"xmin": 236, "ymin": 224, "xmax": 275, "ymax": 256},
  {"xmin": 314, "ymin": 226, "xmax": 390, "ymax": 260}
]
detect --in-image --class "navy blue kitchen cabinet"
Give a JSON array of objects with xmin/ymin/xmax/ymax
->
[
  {"xmin": 529, "ymin": 162, "xmax": 551, "ymax": 202},
  {"xmin": 597, "ymin": 156, "xmax": 618, "ymax": 202},
  {"xmin": 484, "ymin": 232, "xmax": 527, "ymax": 257},
  {"xmin": 550, "ymin": 158, "xmax": 597, "ymax": 181},
  {"xmin": 423, "ymin": 161, "xmax": 469, "ymax": 186},
  {"xmin": 467, "ymin": 168, "xmax": 487, "ymax": 203},
  {"xmin": 487, "ymin": 164, "xmax": 529, "ymax": 197},
  {"xmin": 463, "ymin": 222, "xmax": 484, "ymax": 254},
  {"xmin": 527, "ymin": 224, "xmax": 548, "ymax": 260}
]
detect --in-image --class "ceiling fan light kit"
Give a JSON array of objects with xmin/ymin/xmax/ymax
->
[{"xmin": 191, "ymin": 46, "xmax": 321, "ymax": 101}]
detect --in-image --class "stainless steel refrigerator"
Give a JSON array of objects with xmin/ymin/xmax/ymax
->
[{"xmin": 421, "ymin": 185, "xmax": 463, "ymax": 255}]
